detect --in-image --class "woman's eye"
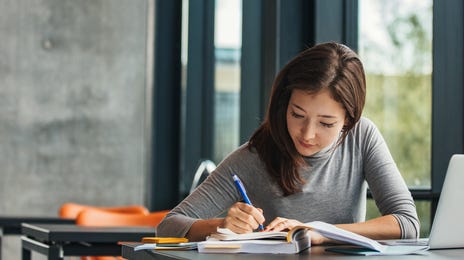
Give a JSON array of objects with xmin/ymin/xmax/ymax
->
[
  {"xmin": 290, "ymin": 111, "xmax": 304, "ymax": 119},
  {"xmin": 320, "ymin": 122, "xmax": 335, "ymax": 128}
]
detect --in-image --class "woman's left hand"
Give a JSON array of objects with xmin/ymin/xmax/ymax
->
[
  {"xmin": 264, "ymin": 217, "xmax": 303, "ymax": 232},
  {"xmin": 265, "ymin": 217, "xmax": 327, "ymax": 245}
]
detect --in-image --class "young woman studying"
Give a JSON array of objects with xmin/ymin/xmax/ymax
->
[{"xmin": 157, "ymin": 42, "xmax": 419, "ymax": 244}]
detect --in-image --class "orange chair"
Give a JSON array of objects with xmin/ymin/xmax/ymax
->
[
  {"xmin": 59, "ymin": 202, "xmax": 150, "ymax": 219},
  {"xmin": 75, "ymin": 208, "xmax": 170, "ymax": 260},
  {"xmin": 75, "ymin": 208, "xmax": 169, "ymax": 227}
]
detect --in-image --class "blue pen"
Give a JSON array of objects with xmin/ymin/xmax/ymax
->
[{"xmin": 232, "ymin": 174, "xmax": 265, "ymax": 231}]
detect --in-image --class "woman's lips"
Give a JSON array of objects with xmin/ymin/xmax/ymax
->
[{"xmin": 299, "ymin": 140, "xmax": 316, "ymax": 149}]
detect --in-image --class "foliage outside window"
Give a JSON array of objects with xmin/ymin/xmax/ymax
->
[{"xmin": 359, "ymin": 0, "xmax": 433, "ymax": 238}]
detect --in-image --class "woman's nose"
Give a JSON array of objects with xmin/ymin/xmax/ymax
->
[{"xmin": 301, "ymin": 122, "xmax": 316, "ymax": 141}]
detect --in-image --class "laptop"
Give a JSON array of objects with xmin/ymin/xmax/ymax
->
[
  {"xmin": 427, "ymin": 154, "xmax": 464, "ymax": 249},
  {"xmin": 383, "ymin": 154, "xmax": 464, "ymax": 249}
]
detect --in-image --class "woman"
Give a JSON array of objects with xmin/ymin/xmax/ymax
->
[{"xmin": 157, "ymin": 42, "xmax": 419, "ymax": 244}]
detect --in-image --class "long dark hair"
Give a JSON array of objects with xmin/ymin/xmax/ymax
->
[{"xmin": 248, "ymin": 42, "xmax": 366, "ymax": 195}]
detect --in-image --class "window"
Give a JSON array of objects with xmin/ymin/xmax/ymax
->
[
  {"xmin": 213, "ymin": 0, "xmax": 242, "ymax": 162},
  {"xmin": 159, "ymin": 0, "xmax": 463, "ymax": 221},
  {"xmin": 359, "ymin": 0, "xmax": 433, "ymax": 237},
  {"xmin": 178, "ymin": 0, "xmax": 243, "ymax": 196}
]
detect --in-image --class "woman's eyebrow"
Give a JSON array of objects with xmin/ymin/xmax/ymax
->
[
  {"xmin": 317, "ymin": 114, "xmax": 338, "ymax": 119},
  {"xmin": 291, "ymin": 103, "xmax": 306, "ymax": 112}
]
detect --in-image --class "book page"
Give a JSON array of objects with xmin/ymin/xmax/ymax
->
[
  {"xmin": 209, "ymin": 228, "xmax": 287, "ymax": 241},
  {"xmin": 288, "ymin": 221, "xmax": 385, "ymax": 252}
]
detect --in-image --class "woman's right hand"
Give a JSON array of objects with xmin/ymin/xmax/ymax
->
[{"xmin": 221, "ymin": 202, "xmax": 265, "ymax": 233}]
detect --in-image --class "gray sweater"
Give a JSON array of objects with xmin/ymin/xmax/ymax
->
[{"xmin": 157, "ymin": 117, "xmax": 419, "ymax": 239}]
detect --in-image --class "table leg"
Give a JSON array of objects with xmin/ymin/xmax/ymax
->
[
  {"xmin": 22, "ymin": 244, "xmax": 64, "ymax": 260},
  {"xmin": 0, "ymin": 228, "xmax": 3, "ymax": 260},
  {"xmin": 21, "ymin": 236, "xmax": 61, "ymax": 260},
  {"xmin": 21, "ymin": 247, "xmax": 31, "ymax": 260},
  {"xmin": 48, "ymin": 244, "xmax": 62, "ymax": 260}
]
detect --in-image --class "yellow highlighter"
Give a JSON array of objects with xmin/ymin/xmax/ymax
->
[{"xmin": 142, "ymin": 237, "xmax": 189, "ymax": 244}]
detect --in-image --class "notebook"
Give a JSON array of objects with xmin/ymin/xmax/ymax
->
[{"xmin": 383, "ymin": 154, "xmax": 464, "ymax": 249}]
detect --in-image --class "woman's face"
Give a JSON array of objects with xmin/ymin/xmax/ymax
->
[{"xmin": 286, "ymin": 89, "xmax": 346, "ymax": 157}]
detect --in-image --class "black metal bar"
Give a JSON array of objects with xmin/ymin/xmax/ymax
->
[
  {"xmin": 21, "ymin": 247, "xmax": 30, "ymax": 260},
  {"xmin": 432, "ymin": 0, "xmax": 464, "ymax": 193},
  {"xmin": 241, "ymin": 0, "xmax": 265, "ymax": 143},
  {"xmin": 149, "ymin": 0, "xmax": 183, "ymax": 211},
  {"xmin": 21, "ymin": 236, "xmax": 123, "ymax": 259},
  {"xmin": 367, "ymin": 189, "xmax": 439, "ymax": 201},
  {"xmin": 0, "ymin": 217, "xmax": 74, "ymax": 235},
  {"xmin": 61, "ymin": 242, "xmax": 120, "ymax": 256},
  {"xmin": 21, "ymin": 236, "xmax": 62, "ymax": 260},
  {"xmin": 0, "ymin": 228, "xmax": 3, "ymax": 260},
  {"xmin": 279, "ymin": 0, "xmax": 309, "ymax": 67},
  {"xmin": 181, "ymin": 0, "xmax": 216, "ymax": 196},
  {"xmin": 432, "ymin": 0, "xmax": 464, "ymax": 220},
  {"xmin": 313, "ymin": 0, "xmax": 344, "ymax": 44},
  {"xmin": 0, "ymin": 217, "xmax": 74, "ymax": 260},
  {"xmin": 342, "ymin": 0, "xmax": 358, "ymax": 51},
  {"xmin": 260, "ymin": 0, "xmax": 279, "ymax": 108}
]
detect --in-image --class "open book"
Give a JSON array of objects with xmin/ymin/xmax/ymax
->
[{"xmin": 198, "ymin": 221, "xmax": 429, "ymax": 255}]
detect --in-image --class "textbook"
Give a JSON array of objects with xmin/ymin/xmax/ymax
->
[
  {"xmin": 198, "ymin": 225, "xmax": 310, "ymax": 254},
  {"xmin": 198, "ymin": 221, "xmax": 429, "ymax": 255}
]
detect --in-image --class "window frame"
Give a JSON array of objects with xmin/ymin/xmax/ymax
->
[
  {"xmin": 240, "ymin": 0, "xmax": 464, "ymax": 222},
  {"xmin": 430, "ymin": 0, "xmax": 464, "ymax": 219},
  {"xmin": 149, "ymin": 0, "xmax": 464, "ymax": 220}
]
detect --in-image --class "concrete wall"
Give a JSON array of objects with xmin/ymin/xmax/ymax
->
[{"xmin": 0, "ymin": 0, "xmax": 149, "ymax": 258}]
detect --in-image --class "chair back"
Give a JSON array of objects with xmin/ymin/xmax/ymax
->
[
  {"xmin": 75, "ymin": 208, "xmax": 169, "ymax": 260},
  {"xmin": 75, "ymin": 208, "xmax": 170, "ymax": 227},
  {"xmin": 59, "ymin": 202, "xmax": 149, "ymax": 219},
  {"xmin": 189, "ymin": 159, "xmax": 216, "ymax": 194}
]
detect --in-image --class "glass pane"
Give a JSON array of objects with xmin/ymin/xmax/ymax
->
[
  {"xmin": 213, "ymin": 0, "xmax": 242, "ymax": 162},
  {"xmin": 359, "ymin": 0, "xmax": 433, "ymax": 189}
]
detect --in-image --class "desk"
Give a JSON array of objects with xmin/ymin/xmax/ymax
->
[
  {"xmin": 121, "ymin": 243, "xmax": 464, "ymax": 260},
  {"xmin": 21, "ymin": 223, "xmax": 156, "ymax": 260},
  {"xmin": 0, "ymin": 216, "xmax": 74, "ymax": 260}
]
